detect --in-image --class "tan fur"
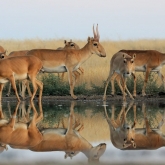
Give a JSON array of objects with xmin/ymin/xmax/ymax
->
[
  {"xmin": 26, "ymin": 25, "xmax": 106, "ymax": 99},
  {"xmin": 103, "ymin": 52, "xmax": 136, "ymax": 101}
]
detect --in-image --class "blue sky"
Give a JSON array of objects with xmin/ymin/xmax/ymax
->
[{"xmin": 1, "ymin": 0, "xmax": 165, "ymax": 40}]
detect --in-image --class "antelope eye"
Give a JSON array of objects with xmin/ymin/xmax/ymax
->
[
  {"xmin": 131, "ymin": 61, "xmax": 134, "ymax": 63},
  {"xmin": 70, "ymin": 44, "xmax": 74, "ymax": 47},
  {"xmin": 93, "ymin": 43, "xmax": 98, "ymax": 46}
]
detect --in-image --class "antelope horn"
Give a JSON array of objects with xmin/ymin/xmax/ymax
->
[
  {"xmin": 96, "ymin": 24, "xmax": 100, "ymax": 41},
  {"xmin": 70, "ymin": 39, "xmax": 72, "ymax": 42},
  {"xmin": 93, "ymin": 24, "xmax": 97, "ymax": 39}
]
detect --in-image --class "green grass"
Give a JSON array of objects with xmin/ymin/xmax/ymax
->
[{"xmin": 2, "ymin": 73, "xmax": 164, "ymax": 97}]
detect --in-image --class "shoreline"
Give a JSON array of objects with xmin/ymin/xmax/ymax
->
[{"xmin": 2, "ymin": 94, "xmax": 165, "ymax": 102}]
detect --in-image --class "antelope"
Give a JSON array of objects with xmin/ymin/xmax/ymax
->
[
  {"xmin": 123, "ymin": 103, "xmax": 165, "ymax": 150},
  {"xmin": 30, "ymin": 101, "xmax": 106, "ymax": 162},
  {"xmin": 4, "ymin": 50, "xmax": 31, "ymax": 97},
  {"xmin": 25, "ymin": 25, "xmax": 106, "ymax": 99},
  {"xmin": 0, "ymin": 55, "xmax": 43, "ymax": 102},
  {"xmin": 104, "ymin": 101, "xmax": 137, "ymax": 149},
  {"xmin": 0, "ymin": 46, "xmax": 7, "ymax": 59},
  {"xmin": 110, "ymin": 50, "xmax": 165, "ymax": 97},
  {"xmin": 57, "ymin": 39, "xmax": 84, "ymax": 82},
  {"xmin": 104, "ymin": 101, "xmax": 165, "ymax": 150},
  {"xmin": 103, "ymin": 52, "xmax": 136, "ymax": 101},
  {"xmin": 0, "ymin": 101, "xmax": 43, "ymax": 150},
  {"xmin": 21, "ymin": 40, "xmax": 84, "ymax": 99}
]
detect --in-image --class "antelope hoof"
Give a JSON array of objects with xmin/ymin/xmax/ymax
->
[
  {"xmin": 133, "ymin": 96, "xmax": 136, "ymax": 99},
  {"xmin": 6, "ymin": 94, "xmax": 9, "ymax": 97},
  {"xmin": 72, "ymin": 95, "xmax": 78, "ymax": 100},
  {"xmin": 19, "ymin": 94, "xmax": 22, "ymax": 98}
]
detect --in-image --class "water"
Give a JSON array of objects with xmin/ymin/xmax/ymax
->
[{"xmin": 1, "ymin": 100, "xmax": 165, "ymax": 164}]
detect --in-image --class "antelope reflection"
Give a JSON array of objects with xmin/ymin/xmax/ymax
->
[
  {"xmin": 30, "ymin": 101, "xmax": 106, "ymax": 162},
  {"xmin": 104, "ymin": 101, "xmax": 165, "ymax": 150},
  {"xmin": 0, "ymin": 101, "xmax": 106, "ymax": 162},
  {"xmin": 0, "ymin": 101, "xmax": 43, "ymax": 153}
]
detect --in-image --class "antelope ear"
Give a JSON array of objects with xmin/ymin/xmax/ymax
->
[
  {"xmin": 123, "ymin": 54, "xmax": 126, "ymax": 59},
  {"xmin": 87, "ymin": 37, "xmax": 91, "ymax": 42},
  {"xmin": 64, "ymin": 40, "xmax": 68, "ymax": 45},
  {"xmin": 133, "ymin": 53, "xmax": 136, "ymax": 59}
]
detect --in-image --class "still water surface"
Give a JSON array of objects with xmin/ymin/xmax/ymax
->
[{"xmin": 1, "ymin": 100, "xmax": 165, "ymax": 164}]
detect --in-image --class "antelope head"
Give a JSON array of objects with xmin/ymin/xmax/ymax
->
[
  {"xmin": 85, "ymin": 143, "xmax": 106, "ymax": 163},
  {"xmin": 87, "ymin": 24, "xmax": 106, "ymax": 57},
  {"xmin": 123, "ymin": 53, "xmax": 136, "ymax": 77},
  {"xmin": 64, "ymin": 40, "xmax": 80, "ymax": 50},
  {"xmin": 64, "ymin": 151, "xmax": 80, "ymax": 159},
  {"xmin": 0, "ymin": 51, "xmax": 6, "ymax": 59},
  {"xmin": 123, "ymin": 123, "xmax": 136, "ymax": 148}
]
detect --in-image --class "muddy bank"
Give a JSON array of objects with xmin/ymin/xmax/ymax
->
[{"xmin": 2, "ymin": 94, "xmax": 165, "ymax": 102}]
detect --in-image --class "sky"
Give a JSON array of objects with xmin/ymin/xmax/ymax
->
[{"xmin": 1, "ymin": 0, "xmax": 165, "ymax": 40}]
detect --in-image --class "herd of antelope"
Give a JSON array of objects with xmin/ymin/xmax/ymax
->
[
  {"xmin": 0, "ymin": 24, "xmax": 165, "ymax": 102},
  {"xmin": 0, "ymin": 101, "xmax": 106, "ymax": 162},
  {"xmin": 1, "ymin": 100, "xmax": 165, "ymax": 161}
]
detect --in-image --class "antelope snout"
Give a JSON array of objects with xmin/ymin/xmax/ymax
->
[{"xmin": 100, "ymin": 53, "xmax": 106, "ymax": 57}]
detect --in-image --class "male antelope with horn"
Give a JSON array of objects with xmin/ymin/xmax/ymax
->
[
  {"xmin": 26, "ymin": 25, "xmax": 106, "ymax": 99},
  {"xmin": 110, "ymin": 50, "xmax": 165, "ymax": 97},
  {"xmin": 30, "ymin": 101, "xmax": 106, "ymax": 163},
  {"xmin": 103, "ymin": 52, "xmax": 136, "ymax": 101}
]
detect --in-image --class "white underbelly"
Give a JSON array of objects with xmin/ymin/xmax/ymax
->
[
  {"xmin": 0, "ymin": 78, "xmax": 9, "ymax": 83},
  {"xmin": 135, "ymin": 65, "xmax": 162, "ymax": 72},
  {"xmin": 0, "ymin": 119, "xmax": 8, "ymax": 125},
  {"xmin": 151, "ymin": 65, "xmax": 162, "ymax": 72},
  {"xmin": 43, "ymin": 66, "xmax": 67, "ymax": 73},
  {"xmin": 135, "ymin": 65, "xmax": 146, "ymax": 72},
  {"xmin": 13, "ymin": 73, "xmax": 28, "ymax": 81}
]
